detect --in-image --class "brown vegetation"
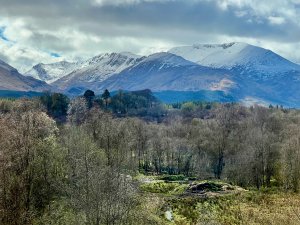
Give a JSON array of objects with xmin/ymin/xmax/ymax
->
[{"xmin": 1, "ymin": 96, "xmax": 300, "ymax": 224}]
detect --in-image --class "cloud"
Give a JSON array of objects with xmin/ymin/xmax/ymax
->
[
  {"xmin": 0, "ymin": 27, "xmax": 9, "ymax": 41},
  {"xmin": 268, "ymin": 16, "xmax": 286, "ymax": 25},
  {"xmin": 92, "ymin": 0, "xmax": 139, "ymax": 5},
  {"xmin": 91, "ymin": 0, "xmax": 171, "ymax": 6},
  {"xmin": 0, "ymin": 0, "xmax": 299, "ymax": 72}
]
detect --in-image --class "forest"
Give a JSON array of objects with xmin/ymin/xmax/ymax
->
[{"xmin": 1, "ymin": 89, "xmax": 300, "ymax": 225}]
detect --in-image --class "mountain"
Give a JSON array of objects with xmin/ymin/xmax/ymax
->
[
  {"xmin": 170, "ymin": 42, "xmax": 296, "ymax": 68},
  {"xmin": 169, "ymin": 43, "xmax": 300, "ymax": 107},
  {"xmin": 26, "ymin": 52, "xmax": 144, "ymax": 87},
  {"xmin": 25, "ymin": 61, "xmax": 83, "ymax": 83},
  {"xmin": 0, "ymin": 59, "xmax": 51, "ymax": 92},
  {"xmin": 97, "ymin": 52, "xmax": 236, "ymax": 92},
  {"xmin": 51, "ymin": 52, "xmax": 145, "ymax": 94},
  {"xmin": 169, "ymin": 42, "xmax": 300, "ymax": 79}
]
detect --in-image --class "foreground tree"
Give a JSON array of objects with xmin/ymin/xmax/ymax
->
[
  {"xmin": 62, "ymin": 122, "xmax": 138, "ymax": 224},
  {"xmin": 0, "ymin": 107, "xmax": 63, "ymax": 225},
  {"xmin": 67, "ymin": 97, "xmax": 88, "ymax": 125}
]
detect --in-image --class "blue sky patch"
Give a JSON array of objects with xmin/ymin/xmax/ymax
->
[
  {"xmin": 50, "ymin": 52, "xmax": 61, "ymax": 58},
  {"xmin": 0, "ymin": 26, "xmax": 9, "ymax": 41}
]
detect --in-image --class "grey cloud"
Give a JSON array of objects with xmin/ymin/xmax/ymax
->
[
  {"xmin": 1, "ymin": 0, "xmax": 299, "ymax": 41},
  {"xmin": 0, "ymin": 0, "xmax": 299, "ymax": 71}
]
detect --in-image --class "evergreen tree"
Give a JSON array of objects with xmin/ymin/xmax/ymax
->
[
  {"xmin": 83, "ymin": 90, "xmax": 95, "ymax": 109},
  {"xmin": 102, "ymin": 89, "xmax": 111, "ymax": 108}
]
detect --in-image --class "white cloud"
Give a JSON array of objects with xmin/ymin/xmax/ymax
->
[
  {"xmin": 92, "ymin": 0, "xmax": 139, "ymax": 6},
  {"xmin": 4, "ymin": 19, "xmax": 33, "ymax": 41},
  {"xmin": 0, "ymin": 40, "xmax": 62, "ymax": 73},
  {"xmin": 0, "ymin": 17, "xmax": 179, "ymax": 72},
  {"xmin": 0, "ymin": 0, "xmax": 299, "ymax": 72},
  {"xmin": 205, "ymin": 0, "xmax": 300, "ymax": 26},
  {"xmin": 268, "ymin": 16, "xmax": 286, "ymax": 25},
  {"xmin": 235, "ymin": 10, "xmax": 248, "ymax": 18}
]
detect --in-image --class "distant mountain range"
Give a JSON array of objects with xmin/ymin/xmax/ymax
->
[{"xmin": 1, "ymin": 42, "xmax": 300, "ymax": 107}]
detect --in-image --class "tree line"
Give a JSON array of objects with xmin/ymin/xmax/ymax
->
[{"xmin": 0, "ymin": 91, "xmax": 300, "ymax": 224}]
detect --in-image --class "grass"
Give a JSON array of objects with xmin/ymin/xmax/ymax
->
[
  {"xmin": 139, "ymin": 176, "xmax": 300, "ymax": 225},
  {"xmin": 168, "ymin": 191, "xmax": 300, "ymax": 225},
  {"xmin": 237, "ymin": 191, "xmax": 300, "ymax": 225}
]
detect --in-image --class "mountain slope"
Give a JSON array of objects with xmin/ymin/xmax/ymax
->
[{"xmin": 0, "ymin": 59, "xmax": 51, "ymax": 91}]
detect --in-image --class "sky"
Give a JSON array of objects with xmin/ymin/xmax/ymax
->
[{"xmin": 0, "ymin": 0, "xmax": 300, "ymax": 73}]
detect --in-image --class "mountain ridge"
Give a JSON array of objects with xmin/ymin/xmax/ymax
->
[{"xmin": 3, "ymin": 42, "xmax": 300, "ymax": 107}]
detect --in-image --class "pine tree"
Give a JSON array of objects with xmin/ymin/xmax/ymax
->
[
  {"xmin": 83, "ymin": 90, "xmax": 95, "ymax": 109},
  {"xmin": 101, "ymin": 89, "xmax": 111, "ymax": 108}
]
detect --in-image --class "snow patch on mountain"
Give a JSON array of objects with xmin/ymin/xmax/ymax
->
[{"xmin": 82, "ymin": 52, "xmax": 143, "ymax": 82}]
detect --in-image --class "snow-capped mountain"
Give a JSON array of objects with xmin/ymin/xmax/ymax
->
[
  {"xmin": 26, "ymin": 52, "xmax": 144, "ymax": 86},
  {"xmin": 53, "ymin": 52, "xmax": 145, "ymax": 94},
  {"xmin": 0, "ymin": 59, "xmax": 51, "ymax": 91},
  {"xmin": 25, "ymin": 61, "xmax": 84, "ymax": 83},
  {"xmin": 169, "ymin": 42, "xmax": 299, "ymax": 75},
  {"xmin": 169, "ymin": 42, "xmax": 300, "ymax": 106}
]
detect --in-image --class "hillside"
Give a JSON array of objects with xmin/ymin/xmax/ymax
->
[{"xmin": 0, "ymin": 59, "xmax": 51, "ymax": 92}]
